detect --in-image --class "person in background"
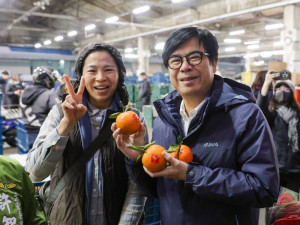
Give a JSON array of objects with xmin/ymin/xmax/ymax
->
[
  {"xmin": 20, "ymin": 66, "xmax": 60, "ymax": 149},
  {"xmin": 257, "ymin": 71, "xmax": 300, "ymax": 192},
  {"xmin": 112, "ymin": 27, "xmax": 279, "ymax": 225},
  {"xmin": 251, "ymin": 70, "xmax": 268, "ymax": 99},
  {"xmin": 0, "ymin": 155, "xmax": 47, "ymax": 225},
  {"xmin": 3, "ymin": 74, "xmax": 23, "ymax": 109},
  {"xmin": 26, "ymin": 42, "xmax": 146, "ymax": 225},
  {"xmin": 0, "ymin": 70, "xmax": 10, "ymax": 94},
  {"xmin": 138, "ymin": 72, "xmax": 151, "ymax": 105},
  {"xmin": 55, "ymin": 76, "xmax": 73, "ymax": 101}
]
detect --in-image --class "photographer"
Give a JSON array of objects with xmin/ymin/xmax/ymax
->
[{"xmin": 257, "ymin": 70, "xmax": 300, "ymax": 192}]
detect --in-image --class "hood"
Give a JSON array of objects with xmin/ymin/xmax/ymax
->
[
  {"xmin": 215, "ymin": 76, "xmax": 256, "ymax": 109},
  {"xmin": 153, "ymin": 75, "xmax": 255, "ymax": 128},
  {"xmin": 21, "ymin": 85, "xmax": 48, "ymax": 105}
]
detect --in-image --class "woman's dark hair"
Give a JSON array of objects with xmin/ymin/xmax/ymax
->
[
  {"xmin": 162, "ymin": 27, "xmax": 219, "ymax": 67},
  {"xmin": 74, "ymin": 42, "xmax": 129, "ymax": 106},
  {"xmin": 251, "ymin": 70, "xmax": 267, "ymax": 92}
]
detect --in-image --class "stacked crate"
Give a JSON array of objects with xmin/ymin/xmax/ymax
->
[
  {"xmin": 150, "ymin": 84, "xmax": 172, "ymax": 103},
  {"xmin": 15, "ymin": 119, "xmax": 29, "ymax": 154},
  {"xmin": 143, "ymin": 105, "xmax": 154, "ymax": 129},
  {"xmin": 0, "ymin": 93, "xmax": 3, "ymax": 154}
]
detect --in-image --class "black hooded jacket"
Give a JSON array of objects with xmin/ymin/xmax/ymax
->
[{"xmin": 20, "ymin": 84, "xmax": 59, "ymax": 128}]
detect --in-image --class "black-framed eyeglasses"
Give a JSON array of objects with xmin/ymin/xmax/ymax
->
[{"xmin": 167, "ymin": 51, "xmax": 210, "ymax": 70}]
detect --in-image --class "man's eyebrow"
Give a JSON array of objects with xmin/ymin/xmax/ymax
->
[{"xmin": 170, "ymin": 50, "xmax": 202, "ymax": 58}]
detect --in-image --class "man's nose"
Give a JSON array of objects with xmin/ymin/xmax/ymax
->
[{"xmin": 180, "ymin": 57, "xmax": 192, "ymax": 71}]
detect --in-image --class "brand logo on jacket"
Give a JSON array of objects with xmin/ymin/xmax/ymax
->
[{"xmin": 203, "ymin": 142, "xmax": 218, "ymax": 147}]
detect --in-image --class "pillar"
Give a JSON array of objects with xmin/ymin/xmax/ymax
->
[
  {"xmin": 137, "ymin": 37, "xmax": 150, "ymax": 75},
  {"xmin": 283, "ymin": 5, "xmax": 300, "ymax": 73}
]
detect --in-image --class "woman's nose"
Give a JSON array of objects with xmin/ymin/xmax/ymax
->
[{"xmin": 95, "ymin": 71, "xmax": 105, "ymax": 80}]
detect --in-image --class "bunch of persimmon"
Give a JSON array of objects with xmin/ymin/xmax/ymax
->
[
  {"xmin": 129, "ymin": 141, "xmax": 166, "ymax": 172},
  {"xmin": 109, "ymin": 102, "xmax": 141, "ymax": 135}
]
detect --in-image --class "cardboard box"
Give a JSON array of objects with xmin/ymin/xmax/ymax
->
[
  {"xmin": 268, "ymin": 61, "xmax": 287, "ymax": 71},
  {"xmin": 292, "ymin": 72, "xmax": 300, "ymax": 86}
]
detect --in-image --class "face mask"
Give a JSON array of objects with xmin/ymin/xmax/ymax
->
[{"xmin": 275, "ymin": 91, "xmax": 292, "ymax": 104}]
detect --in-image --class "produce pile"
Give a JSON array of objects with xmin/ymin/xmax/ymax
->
[{"xmin": 269, "ymin": 188, "xmax": 300, "ymax": 225}]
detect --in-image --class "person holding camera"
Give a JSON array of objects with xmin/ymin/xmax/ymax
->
[{"xmin": 257, "ymin": 70, "xmax": 300, "ymax": 192}]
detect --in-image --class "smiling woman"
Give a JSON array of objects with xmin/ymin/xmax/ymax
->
[
  {"xmin": 82, "ymin": 51, "xmax": 119, "ymax": 109},
  {"xmin": 25, "ymin": 42, "xmax": 146, "ymax": 225}
]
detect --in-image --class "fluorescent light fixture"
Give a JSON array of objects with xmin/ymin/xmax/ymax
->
[
  {"xmin": 125, "ymin": 48, "xmax": 133, "ymax": 53},
  {"xmin": 43, "ymin": 40, "xmax": 51, "ymax": 45},
  {"xmin": 244, "ymin": 40, "xmax": 260, "ymax": 45},
  {"xmin": 243, "ymin": 53, "xmax": 259, "ymax": 58},
  {"xmin": 253, "ymin": 60, "xmax": 265, "ymax": 66},
  {"xmin": 247, "ymin": 44, "xmax": 259, "ymax": 50},
  {"xmin": 34, "ymin": 43, "xmax": 41, "ymax": 48},
  {"xmin": 54, "ymin": 35, "xmax": 63, "ymax": 41},
  {"xmin": 85, "ymin": 24, "xmax": 96, "ymax": 31},
  {"xmin": 225, "ymin": 47, "xmax": 236, "ymax": 52},
  {"xmin": 133, "ymin": 5, "xmax": 150, "ymax": 15},
  {"xmin": 265, "ymin": 23, "xmax": 283, "ymax": 30},
  {"xmin": 260, "ymin": 51, "xmax": 273, "ymax": 58},
  {"xmin": 125, "ymin": 54, "xmax": 138, "ymax": 59},
  {"xmin": 105, "ymin": 16, "xmax": 119, "ymax": 23},
  {"xmin": 273, "ymin": 41, "xmax": 283, "ymax": 47},
  {"xmin": 229, "ymin": 30, "xmax": 245, "ymax": 35},
  {"xmin": 155, "ymin": 42, "xmax": 165, "ymax": 50},
  {"xmin": 224, "ymin": 39, "xmax": 241, "ymax": 43},
  {"xmin": 172, "ymin": 0, "xmax": 186, "ymax": 2},
  {"xmin": 68, "ymin": 31, "xmax": 77, "ymax": 37}
]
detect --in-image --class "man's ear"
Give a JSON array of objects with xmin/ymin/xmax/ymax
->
[{"xmin": 212, "ymin": 60, "xmax": 218, "ymax": 73}]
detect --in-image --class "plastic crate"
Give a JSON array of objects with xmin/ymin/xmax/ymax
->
[
  {"xmin": 16, "ymin": 119, "xmax": 38, "ymax": 154},
  {"xmin": 0, "ymin": 140, "xmax": 3, "ymax": 155},
  {"xmin": 143, "ymin": 105, "xmax": 154, "ymax": 129},
  {"xmin": 144, "ymin": 198, "xmax": 160, "ymax": 225}
]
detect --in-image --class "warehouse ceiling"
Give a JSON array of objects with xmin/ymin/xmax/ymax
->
[{"xmin": 0, "ymin": 0, "xmax": 299, "ymax": 62}]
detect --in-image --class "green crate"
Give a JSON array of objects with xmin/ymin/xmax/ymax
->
[
  {"xmin": 143, "ymin": 105, "xmax": 154, "ymax": 129},
  {"xmin": 143, "ymin": 105, "xmax": 153, "ymax": 118}
]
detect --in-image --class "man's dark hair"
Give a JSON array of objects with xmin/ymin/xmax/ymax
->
[
  {"xmin": 140, "ymin": 72, "xmax": 147, "ymax": 76},
  {"xmin": 74, "ymin": 42, "xmax": 129, "ymax": 106},
  {"xmin": 2, "ymin": 71, "xmax": 9, "ymax": 75},
  {"xmin": 162, "ymin": 27, "xmax": 219, "ymax": 67}
]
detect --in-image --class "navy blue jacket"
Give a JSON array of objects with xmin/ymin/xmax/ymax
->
[{"xmin": 126, "ymin": 75, "xmax": 279, "ymax": 225}]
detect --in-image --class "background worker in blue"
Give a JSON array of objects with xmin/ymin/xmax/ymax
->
[{"xmin": 112, "ymin": 27, "xmax": 279, "ymax": 225}]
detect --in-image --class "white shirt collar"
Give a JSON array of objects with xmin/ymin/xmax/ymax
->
[{"xmin": 180, "ymin": 100, "xmax": 205, "ymax": 135}]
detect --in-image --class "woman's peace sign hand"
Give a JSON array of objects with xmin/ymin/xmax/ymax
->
[{"xmin": 57, "ymin": 75, "xmax": 87, "ymax": 136}]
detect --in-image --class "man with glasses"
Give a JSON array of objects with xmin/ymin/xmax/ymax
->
[{"xmin": 112, "ymin": 27, "xmax": 279, "ymax": 224}]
